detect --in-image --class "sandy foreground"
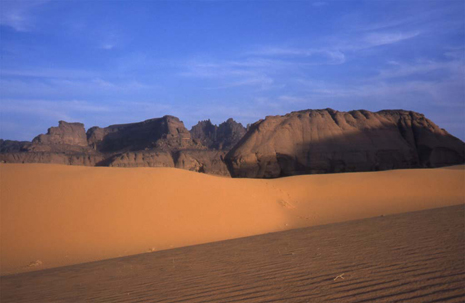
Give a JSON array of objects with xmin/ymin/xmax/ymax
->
[
  {"xmin": 0, "ymin": 164, "xmax": 464, "ymax": 275},
  {"xmin": 1, "ymin": 205, "xmax": 464, "ymax": 302}
]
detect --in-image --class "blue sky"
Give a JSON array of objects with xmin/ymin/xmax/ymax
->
[{"xmin": 1, "ymin": 0, "xmax": 464, "ymax": 141}]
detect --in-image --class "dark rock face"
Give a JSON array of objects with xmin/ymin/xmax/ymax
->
[
  {"xmin": 190, "ymin": 118, "xmax": 246, "ymax": 150},
  {"xmin": 0, "ymin": 152, "xmax": 104, "ymax": 166},
  {"xmin": 87, "ymin": 116, "xmax": 198, "ymax": 153},
  {"xmin": 1, "ymin": 109, "xmax": 463, "ymax": 177},
  {"xmin": 0, "ymin": 140, "xmax": 30, "ymax": 153},
  {"xmin": 104, "ymin": 150, "xmax": 230, "ymax": 176},
  {"xmin": 24, "ymin": 121, "xmax": 93, "ymax": 154},
  {"xmin": 216, "ymin": 119, "xmax": 247, "ymax": 151},
  {"xmin": 0, "ymin": 116, "xmax": 233, "ymax": 176},
  {"xmin": 107, "ymin": 151, "xmax": 175, "ymax": 168},
  {"xmin": 33, "ymin": 121, "xmax": 88, "ymax": 147},
  {"xmin": 190, "ymin": 120, "xmax": 217, "ymax": 149},
  {"xmin": 175, "ymin": 150, "xmax": 230, "ymax": 176},
  {"xmin": 225, "ymin": 109, "xmax": 464, "ymax": 178}
]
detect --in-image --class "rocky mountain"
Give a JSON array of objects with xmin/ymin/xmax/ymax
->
[
  {"xmin": 0, "ymin": 116, "xmax": 232, "ymax": 176},
  {"xmin": 190, "ymin": 118, "xmax": 246, "ymax": 150},
  {"xmin": 225, "ymin": 109, "xmax": 465, "ymax": 178},
  {"xmin": 1, "ymin": 109, "xmax": 463, "ymax": 177}
]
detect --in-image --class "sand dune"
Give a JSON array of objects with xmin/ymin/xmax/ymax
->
[
  {"xmin": 1, "ymin": 164, "xmax": 464, "ymax": 275},
  {"xmin": 2, "ymin": 205, "xmax": 463, "ymax": 302}
]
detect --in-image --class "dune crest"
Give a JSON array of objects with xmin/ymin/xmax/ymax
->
[{"xmin": 1, "ymin": 164, "xmax": 464, "ymax": 275}]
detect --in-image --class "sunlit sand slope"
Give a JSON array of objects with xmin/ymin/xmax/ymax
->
[
  {"xmin": 1, "ymin": 205, "xmax": 463, "ymax": 302},
  {"xmin": 0, "ymin": 164, "xmax": 463, "ymax": 275}
]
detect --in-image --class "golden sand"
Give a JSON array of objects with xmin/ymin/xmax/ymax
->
[{"xmin": 1, "ymin": 164, "xmax": 463, "ymax": 275}]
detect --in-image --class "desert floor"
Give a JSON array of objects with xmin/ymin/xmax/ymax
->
[
  {"xmin": 0, "ymin": 164, "xmax": 463, "ymax": 276},
  {"xmin": 1, "ymin": 204, "xmax": 464, "ymax": 302}
]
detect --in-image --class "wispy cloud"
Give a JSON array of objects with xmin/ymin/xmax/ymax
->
[
  {"xmin": 0, "ymin": 73, "xmax": 157, "ymax": 100},
  {"xmin": 179, "ymin": 59, "xmax": 279, "ymax": 90},
  {"xmin": 0, "ymin": 99, "xmax": 173, "ymax": 135},
  {"xmin": 376, "ymin": 59, "xmax": 463, "ymax": 80},
  {"xmin": 179, "ymin": 47, "xmax": 345, "ymax": 90},
  {"xmin": 312, "ymin": 2, "xmax": 327, "ymax": 8},
  {"xmin": 362, "ymin": 31, "xmax": 420, "ymax": 48},
  {"xmin": 0, "ymin": 99, "xmax": 110, "ymax": 123},
  {"xmin": 207, "ymin": 76, "xmax": 274, "ymax": 90},
  {"xmin": 1, "ymin": 99, "xmax": 110, "ymax": 114},
  {"xmin": 247, "ymin": 47, "xmax": 346, "ymax": 65},
  {"xmin": 278, "ymin": 95, "xmax": 307, "ymax": 104},
  {"xmin": 98, "ymin": 32, "xmax": 120, "ymax": 50},
  {"xmin": 100, "ymin": 43, "xmax": 115, "ymax": 50},
  {"xmin": 0, "ymin": 68, "xmax": 97, "ymax": 79},
  {"xmin": 0, "ymin": 0, "xmax": 49, "ymax": 31},
  {"xmin": 289, "ymin": 56, "xmax": 464, "ymax": 110}
]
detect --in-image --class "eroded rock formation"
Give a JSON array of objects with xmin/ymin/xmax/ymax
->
[
  {"xmin": 190, "ymin": 118, "xmax": 246, "ymax": 150},
  {"xmin": 225, "ymin": 109, "xmax": 464, "ymax": 178},
  {"xmin": 0, "ymin": 116, "xmax": 233, "ymax": 176},
  {"xmin": 1, "ymin": 109, "xmax": 463, "ymax": 177}
]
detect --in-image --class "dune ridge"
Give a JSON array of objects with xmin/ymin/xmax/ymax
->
[{"xmin": 1, "ymin": 164, "xmax": 464, "ymax": 275}]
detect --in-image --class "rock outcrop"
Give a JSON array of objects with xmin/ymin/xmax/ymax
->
[
  {"xmin": 0, "ymin": 152, "xmax": 104, "ymax": 166},
  {"xmin": 87, "ymin": 116, "xmax": 199, "ymax": 152},
  {"xmin": 1, "ymin": 109, "xmax": 463, "ymax": 177},
  {"xmin": 190, "ymin": 118, "xmax": 246, "ymax": 150},
  {"xmin": 216, "ymin": 119, "xmax": 247, "ymax": 150},
  {"xmin": 225, "ymin": 109, "xmax": 464, "ymax": 178},
  {"xmin": 33, "ymin": 121, "xmax": 88, "ymax": 147},
  {"xmin": 0, "ymin": 140, "xmax": 30, "ymax": 153},
  {"xmin": 175, "ymin": 150, "xmax": 230, "ymax": 176},
  {"xmin": 107, "ymin": 151, "xmax": 175, "ymax": 168},
  {"xmin": 0, "ymin": 116, "xmax": 235, "ymax": 176},
  {"xmin": 190, "ymin": 120, "xmax": 217, "ymax": 149}
]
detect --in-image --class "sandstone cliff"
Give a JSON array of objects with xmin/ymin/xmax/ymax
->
[
  {"xmin": 1, "ymin": 109, "xmax": 463, "ymax": 177},
  {"xmin": 0, "ymin": 140, "xmax": 30, "ymax": 153},
  {"xmin": 87, "ymin": 116, "xmax": 199, "ymax": 152},
  {"xmin": 190, "ymin": 120, "xmax": 217, "ymax": 149},
  {"xmin": 0, "ymin": 116, "xmax": 232, "ymax": 176},
  {"xmin": 225, "ymin": 109, "xmax": 464, "ymax": 178},
  {"xmin": 33, "ymin": 121, "xmax": 88, "ymax": 147},
  {"xmin": 190, "ymin": 118, "xmax": 246, "ymax": 150}
]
